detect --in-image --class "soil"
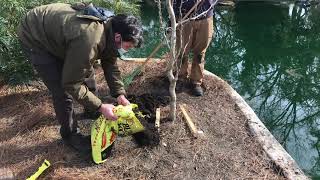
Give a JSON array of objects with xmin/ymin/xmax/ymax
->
[{"xmin": 0, "ymin": 60, "xmax": 285, "ymax": 179}]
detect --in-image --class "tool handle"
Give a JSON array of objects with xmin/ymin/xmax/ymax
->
[{"xmin": 26, "ymin": 159, "xmax": 50, "ymax": 180}]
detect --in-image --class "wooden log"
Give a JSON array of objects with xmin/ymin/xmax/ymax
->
[
  {"xmin": 155, "ymin": 108, "xmax": 161, "ymax": 129},
  {"xmin": 179, "ymin": 104, "xmax": 203, "ymax": 137},
  {"xmin": 0, "ymin": 168, "xmax": 13, "ymax": 179},
  {"xmin": 121, "ymin": 58, "xmax": 162, "ymax": 62}
]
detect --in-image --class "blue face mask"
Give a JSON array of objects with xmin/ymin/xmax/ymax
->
[{"xmin": 117, "ymin": 37, "xmax": 128, "ymax": 56}]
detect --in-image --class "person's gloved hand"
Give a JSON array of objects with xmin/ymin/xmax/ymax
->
[
  {"xmin": 98, "ymin": 103, "xmax": 117, "ymax": 121},
  {"xmin": 117, "ymin": 95, "xmax": 130, "ymax": 106}
]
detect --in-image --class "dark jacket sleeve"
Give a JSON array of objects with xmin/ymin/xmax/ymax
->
[
  {"xmin": 101, "ymin": 57, "xmax": 126, "ymax": 98},
  {"xmin": 62, "ymin": 34, "xmax": 102, "ymax": 111}
]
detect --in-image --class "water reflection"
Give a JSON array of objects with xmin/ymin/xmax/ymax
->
[
  {"xmin": 128, "ymin": 5, "xmax": 167, "ymax": 58},
  {"xmin": 206, "ymin": 2, "xmax": 320, "ymax": 178}
]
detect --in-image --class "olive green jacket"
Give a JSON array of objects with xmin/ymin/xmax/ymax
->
[{"xmin": 18, "ymin": 3, "xmax": 126, "ymax": 110}]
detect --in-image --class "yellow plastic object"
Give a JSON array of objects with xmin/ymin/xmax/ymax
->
[
  {"xmin": 91, "ymin": 104, "xmax": 144, "ymax": 164},
  {"xmin": 26, "ymin": 159, "xmax": 50, "ymax": 180}
]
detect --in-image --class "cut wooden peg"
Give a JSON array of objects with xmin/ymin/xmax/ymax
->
[
  {"xmin": 179, "ymin": 104, "xmax": 203, "ymax": 138},
  {"xmin": 155, "ymin": 108, "xmax": 161, "ymax": 129}
]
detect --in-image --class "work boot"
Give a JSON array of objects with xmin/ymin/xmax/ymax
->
[
  {"xmin": 62, "ymin": 132, "xmax": 91, "ymax": 154},
  {"xmin": 192, "ymin": 84, "xmax": 203, "ymax": 96}
]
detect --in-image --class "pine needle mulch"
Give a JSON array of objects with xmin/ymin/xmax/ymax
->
[{"xmin": 0, "ymin": 60, "xmax": 285, "ymax": 179}]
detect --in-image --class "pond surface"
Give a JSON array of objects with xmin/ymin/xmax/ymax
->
[{"xmin": 128, "ymin": 2, "xmax": 320, "ymax": 178}]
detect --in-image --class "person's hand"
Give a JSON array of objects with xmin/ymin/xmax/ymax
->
[
  {"xmin": 98, "ymin": 103, "xmax": 117, "ymax": 121},
  {"xmin": 117, "ymin": 95, "xmax": 130, "ymax": 106}
]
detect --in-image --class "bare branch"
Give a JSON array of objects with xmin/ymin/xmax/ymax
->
[{"xmin": 177, "ymin": 0, "xmax": 218, "ymax": 27}]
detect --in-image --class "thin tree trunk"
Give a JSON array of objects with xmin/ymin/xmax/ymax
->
[
  {"xmin": 159, "ymin": 0, "xmax": 217, "ymax": 121},
  {"xmin": 166, "ymin": 0, "xmax": 177, "ymax": 121}
]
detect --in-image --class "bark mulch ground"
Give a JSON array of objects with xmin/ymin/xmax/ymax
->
[{"xmin": 0, "ymin": 60, "xmax": 285, "ymax": 179}]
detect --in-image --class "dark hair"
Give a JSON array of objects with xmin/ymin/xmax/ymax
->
[{"xmin": 111, "ymin": 14, "xmax": 143, "ymax": 48}]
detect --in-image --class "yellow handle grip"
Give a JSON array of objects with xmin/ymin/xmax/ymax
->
[{"xmin": 26, "ymin": 159, "xmax": 50, "ymax": 180}]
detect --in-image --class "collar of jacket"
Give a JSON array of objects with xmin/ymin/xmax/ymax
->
[{"xmin": 102, "ymin": 19, "xmax": 120, "ymax": 58}]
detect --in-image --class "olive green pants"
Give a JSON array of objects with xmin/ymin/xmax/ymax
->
[
  {"xmin": 177, "ymin": 16, "xmax": 214, "ymax": 85},
  {"xmin": 23, "ymin": 48, "xmax": 96, "ymax": 138}
]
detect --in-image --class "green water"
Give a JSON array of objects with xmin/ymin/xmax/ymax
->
[
  {"xmin": 210, "ymin": 2, "xmax": 320, "ymax": 179},
  {"xmin": 210, "ymin": 2, "xmax": 320, "ymax": 178},
  {"xmin": 128, "ymin": 2, "xmax": 320, "ymax": 178}
]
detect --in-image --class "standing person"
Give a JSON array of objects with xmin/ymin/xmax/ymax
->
[
  {"xmin": 173, "ymin": 0, "xmax": 215, "ymax": 96},
  {"xmin": 17, "ymin": 2, "xmax": 143, "ymax": 151}
]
